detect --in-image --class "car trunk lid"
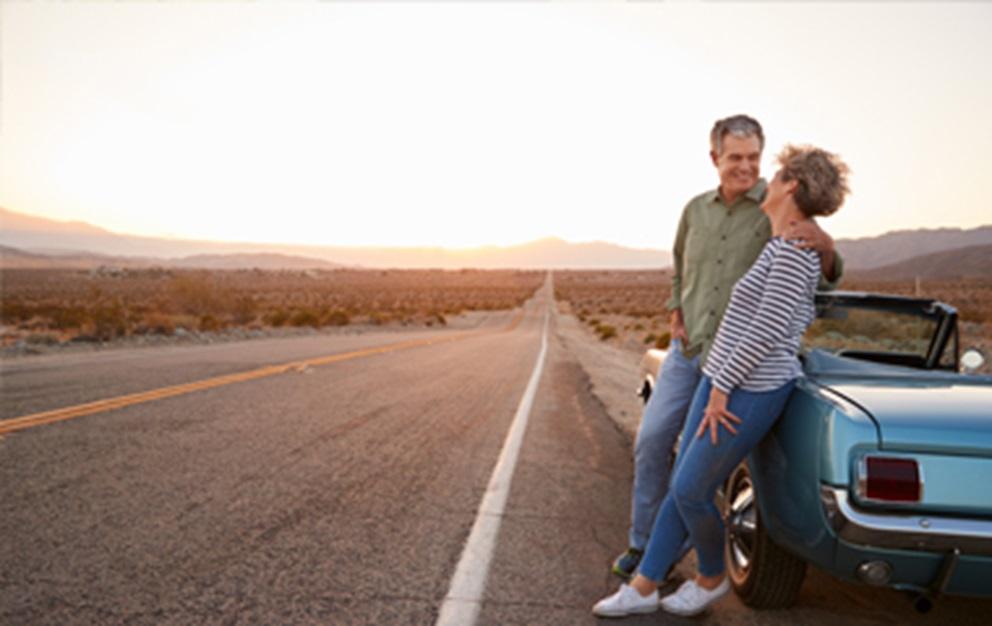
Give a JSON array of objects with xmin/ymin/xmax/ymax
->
[
  {"xmin": 823, "ymin": 380, "xmax": 992, "ymax": 457},
  {"xmin": 818, "ymin": 379, "xmax": 992, "ymax": 516}
]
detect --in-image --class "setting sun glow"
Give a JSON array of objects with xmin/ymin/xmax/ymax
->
[{"xmin": 2, "ymin": 2, "xmax": 991, "ymax": 250}]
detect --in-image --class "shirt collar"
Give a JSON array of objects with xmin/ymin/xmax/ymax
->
[
  {"xmin": 707, "ymin": 178, "xmax": 768, "ymax": 207},
  {"xmin": 746, "ymin": 178, "xmax": 768, "ymax": 203}
]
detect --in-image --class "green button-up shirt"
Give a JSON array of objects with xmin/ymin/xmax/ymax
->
[{"xmin": 666, "ymin": 179, "xmax": 843, "ymax": 363}]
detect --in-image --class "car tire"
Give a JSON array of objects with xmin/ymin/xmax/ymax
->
[{"xmin": 723, "ymin": 461, "xmax": 807, "ymax": 608}]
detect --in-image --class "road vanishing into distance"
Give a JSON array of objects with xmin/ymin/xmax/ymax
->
[{"xmin": 2, "ymin": 277, "xmax": 989, "ymax": 625}]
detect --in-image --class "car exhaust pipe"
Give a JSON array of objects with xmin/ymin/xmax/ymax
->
[{"xmin": 909, "ymin": 547, "xmax": 960, "ymax": 613}]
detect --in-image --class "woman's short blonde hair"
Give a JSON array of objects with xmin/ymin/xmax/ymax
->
[{"xmin": 777, "ymin": 145, "xmax": 850, "ymax": 217}]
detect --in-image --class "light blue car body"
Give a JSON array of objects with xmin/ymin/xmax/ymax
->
[
  {"xmin": 637, "ymin": 292, "xmax": 992, "ymax": 602},
  {"xmin": 746, "ymin": 295, "xmax": 992, "ymax": 599}
]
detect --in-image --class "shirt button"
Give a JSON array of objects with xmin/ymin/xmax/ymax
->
[
  {"xmin": 710, "ymin": 311, "xmax": 715, "ymax": 316},
  {"xmin": 717, "ymin": 259, "xmax": 723, "ymax": 264},
  {"xmin": 721, "ymin": 235, "xmax": 727, "ymax": 241}
]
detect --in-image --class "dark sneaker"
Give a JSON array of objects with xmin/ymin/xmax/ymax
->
[{"xmin": 611, "ymin": 548, "xmax": 644, "ymax": 581}]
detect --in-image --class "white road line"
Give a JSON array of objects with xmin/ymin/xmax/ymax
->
[{"xmin": 435, "ymin": 311, "xmax": 550, "ymax": 626}]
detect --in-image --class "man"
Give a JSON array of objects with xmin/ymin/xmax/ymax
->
[{"xmin": 612, "ymin": 115, "xmax": 842, "ymax": 579}]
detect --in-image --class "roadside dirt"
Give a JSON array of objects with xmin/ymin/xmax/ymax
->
[{"xmin": 553, "ymin": 304, "xmax": 646, "ymax": 441}]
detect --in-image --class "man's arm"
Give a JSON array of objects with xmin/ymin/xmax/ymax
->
[
  {"xmin": 670, "ymin": 308, "xmax": 688, "ymax": 343},
  {"xmin": 667, "ymin": 206, "xmax": 690, "ymax": 342},
  {"xmin": 817, "ymin": 253, "xmax": 844, "ymax": 291},
  {"xmin": 786, "ymin": 219, "xmax": 844, "ymax": 289}
]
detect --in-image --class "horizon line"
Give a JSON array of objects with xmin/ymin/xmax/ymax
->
[{"xmin": 3, "ymin": 206, "xmax": 992, "ymax": 253}]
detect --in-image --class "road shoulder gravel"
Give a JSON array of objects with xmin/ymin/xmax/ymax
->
[{"xmin": 553, "ymin": 308, "xmax": 644, "ymax": 441}]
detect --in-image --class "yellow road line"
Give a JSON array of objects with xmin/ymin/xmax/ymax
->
[{"xmin": 0, "ymin": 308, "xmax": 528, "ymax": 436}]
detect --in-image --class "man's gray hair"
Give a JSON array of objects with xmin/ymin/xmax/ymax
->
[{"xmin": 710, "ymin": 114, "xmax": 764, "ymax": 155}]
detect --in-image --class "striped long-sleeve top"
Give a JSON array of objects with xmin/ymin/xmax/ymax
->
[{"xmin": 703, "ymin": 236, "xmax": 820, "ymax": 393}]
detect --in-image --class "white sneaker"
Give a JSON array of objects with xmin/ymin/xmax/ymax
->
[
  {"xmin": 660, "ymin": 578, "xmax": 730, "ymax": 616},
  {"xmin": 592, "ymin": 583, "xmax": 659, "ymax": 617}
]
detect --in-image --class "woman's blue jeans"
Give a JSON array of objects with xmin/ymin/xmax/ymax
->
[{"xmin": 637, "ymin": 375, "xmax": 796, "ymax": 580}]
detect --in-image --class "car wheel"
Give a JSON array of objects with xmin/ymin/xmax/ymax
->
[{"xmin": 724, "ymin": 461, "xmax": 807, "ymax": 608}]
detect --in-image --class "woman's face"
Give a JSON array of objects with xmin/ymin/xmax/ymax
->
[{"xmin": 760, "ymin": 169, "xmax": 792, "ymax": 217}]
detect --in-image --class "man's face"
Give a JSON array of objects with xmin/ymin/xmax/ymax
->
[{"xmin": 710, "ymin": 134, "xmax": 762, "ymax": 200}]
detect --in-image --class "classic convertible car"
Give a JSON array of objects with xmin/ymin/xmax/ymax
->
[{"xmin": 637, "ymin": 292, "xmax": 992, "ymax": 611}]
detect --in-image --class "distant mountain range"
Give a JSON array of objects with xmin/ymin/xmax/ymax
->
[
  {"xmin": 0, "ymin": 245, "xmax": 128, "ymax": 270},
  {"xmin": 834, "ymin": 225, "xmax": 992, "ymax": 270},
  {"xmin": 848, "ymin": 243, "xmax": 992, "ymax": 281},
  {"xmin": 1, "ymin": 206, "xmax": 990, "ymax": 274},
  {"xmin": 0, "ymin": 207, "xmax": 671, "ymax": 269},
  {"xmin": 0, "ymin": 245, "xmax": 345, "ymax": 271}
]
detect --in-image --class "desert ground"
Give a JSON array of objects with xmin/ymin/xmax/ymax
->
[{"xmin": 0, "ymin": 268, "xmax": 545, "ymax": 355}]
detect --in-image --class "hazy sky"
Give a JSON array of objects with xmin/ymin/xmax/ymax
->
[{"xmin": 2, "ymin": 2, "xmax": 991, "ymax": 250}]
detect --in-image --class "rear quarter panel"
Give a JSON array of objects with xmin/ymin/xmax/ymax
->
[{"xmin": 747, "ymin": 379, "xmax": 879, "ymax": 569}]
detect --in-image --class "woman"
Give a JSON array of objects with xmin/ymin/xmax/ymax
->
[{"xmin": 593, "ymin": 145, "xmax": 850, "ymax": 618}]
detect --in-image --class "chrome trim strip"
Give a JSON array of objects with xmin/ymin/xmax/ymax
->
[{"xmin": 821, "ymin": 486, "xmax": 992, "ymax": 557}]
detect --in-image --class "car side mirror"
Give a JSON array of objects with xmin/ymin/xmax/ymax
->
[{"xmin": 961, "ymin": 349, "xmax": 985, "ymax": 374}]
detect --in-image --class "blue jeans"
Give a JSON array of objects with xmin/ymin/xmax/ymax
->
[
  {"xmin": 637, "ymin": 375, "xmax": 796, "ymax": 580},
  {"xmin": 629, "ymin": 339, "xmax": 702, "ymax": 550}
]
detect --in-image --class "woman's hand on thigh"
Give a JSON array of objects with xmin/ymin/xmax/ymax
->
[{"xmin": 696, "ymin": 387, "xmax": 741, "ymax": 445}]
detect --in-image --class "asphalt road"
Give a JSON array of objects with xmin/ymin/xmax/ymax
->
[{"xmin": 2, "ymin": 278, "xmax": 989, "ymax": 625}]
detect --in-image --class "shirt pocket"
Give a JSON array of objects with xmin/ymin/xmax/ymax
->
[{"xmin": 683, "ymin": 222, "xmax": 717, "ymax": 269}]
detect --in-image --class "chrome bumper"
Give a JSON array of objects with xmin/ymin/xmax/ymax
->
[{"xmin": 820, "ymin": 486, "xmax": 992, "ymax": 557}]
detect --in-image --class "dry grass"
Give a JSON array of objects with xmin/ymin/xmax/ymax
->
[
  {"xmin": 553, "ymin": 270, "xmax": 992, "ymax": 371},
  {"xmin": 843, "ymin": 275, "xmax": 992, "ymax": 372},
  {"xmin": 553, "ymin": 270, "xmax": 674, "ymax": 352},
  {"xmin": 0, "ymin": 268, "xmax": 544, "ymax": 344}
]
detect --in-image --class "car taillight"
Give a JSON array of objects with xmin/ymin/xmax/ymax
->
[{"xmin": 859, "ymin": 456, "xmax": 922, "ymax": 503}]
